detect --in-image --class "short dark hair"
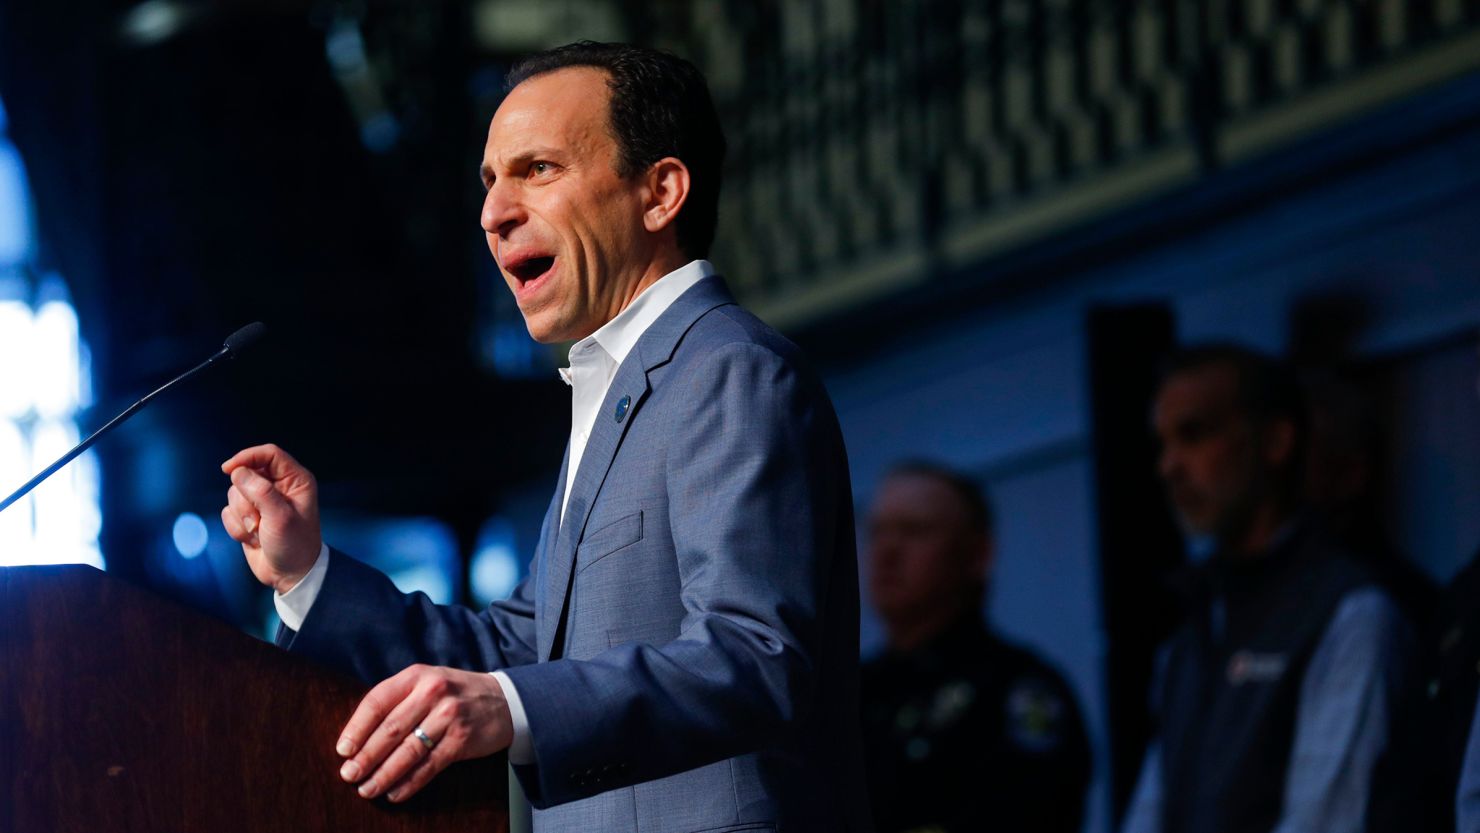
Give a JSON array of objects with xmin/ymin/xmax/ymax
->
[
  {"xmin": 506, "ymin": 41, "xmax": 727, "ymax": 260},
  {"xmin": 1160, "ymin": 343, "xmax": 1308, "ymax": 467},
  {"xmin": 885, "ymin": 460, "xmax": 995, "ymax": 539}
]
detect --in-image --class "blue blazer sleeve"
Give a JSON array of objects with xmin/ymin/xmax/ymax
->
[
  {"xmin": 281, "ymin": 546, "xmax": 540, "ymax": 683},
  {"xmin": 501, "ymin": 339, "xmax": 848, "ymax": 807}
]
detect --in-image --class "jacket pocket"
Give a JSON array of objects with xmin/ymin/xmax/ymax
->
[{"xmin": 575, "ymin": 509, "xmax": 643, "ymax": 573}]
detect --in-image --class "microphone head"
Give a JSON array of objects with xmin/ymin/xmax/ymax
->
[{"xmin": 223, "ymin": 322, "xmax": 266, "ymax": 356}]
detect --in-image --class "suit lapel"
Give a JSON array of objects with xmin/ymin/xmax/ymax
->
[
  {"xmin": 537, "ymin": 276, "xmax": 737, "ymax": 661},
  {"xmin": 532, "ymin": 443, "xmax": 569, "ymax": 655},
  {"xmin": 538, "ymin": 361, "xmax": 651, "ymax": 660}
]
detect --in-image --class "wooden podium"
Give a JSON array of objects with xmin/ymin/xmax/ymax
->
[{"xmin": 0, "ymin": 565, "xmax": 508, "ymax": 833}]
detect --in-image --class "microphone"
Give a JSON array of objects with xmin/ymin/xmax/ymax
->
[{"xmin": 0, "ymin": 322, "xmax": 267, "ymax": 515}]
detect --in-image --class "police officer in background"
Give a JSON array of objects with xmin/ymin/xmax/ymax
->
[
  {"xmin": 862, "ymin": 461, "xmax": 1091, "ymax": 833},
  {"xmin": 1122, "ymin": 345, "xmax": 1410, "ymax": 833}
]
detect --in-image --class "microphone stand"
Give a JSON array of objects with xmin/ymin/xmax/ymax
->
[{"xmin": 0, "ymin": 323, "xmax": 264, "ymax": 515}]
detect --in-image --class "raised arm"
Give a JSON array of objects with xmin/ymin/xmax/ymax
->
[{"xmin": 220, "ymin": 443, "xmax": 542, "ymax": 678}]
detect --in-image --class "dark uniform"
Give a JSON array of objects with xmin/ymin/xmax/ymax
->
[{"xmin": 861, "ymin": 617, "xmax": 1092, "ymax": 833}]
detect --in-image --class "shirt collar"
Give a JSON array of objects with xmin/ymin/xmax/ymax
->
[{"xmin": 559, "ymin": 259, "xmax": 716, "ymax": 384}]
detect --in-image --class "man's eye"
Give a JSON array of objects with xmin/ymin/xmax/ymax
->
[{"xmin": 531, "ymin": 162, "xmax": 553, "ymax": 176}]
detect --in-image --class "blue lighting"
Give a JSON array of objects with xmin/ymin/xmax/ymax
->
[
  {"xmin": 0, "ymin": 95, "xmax": 100, "ymax": 570},
  {"xmin": 388, "ymin": 564, "xmax": 452, "ymax": 605},
  {"xmin": 322, "ymin": 515, "xmax": 461, "ymax": 604},
  {"xmin": 359, "ymin": 113, "xmax": 401, "ymax": 154},
  {"xmin": 471, "ymin": 518, "xmax": 520, "ymax": 605},
  {"xmin": 172, "ymin": 512, "xmax": 209, "ymax": 559},
  {"xmin": 0, "ymin": 143, "xmax": 32, "ymax": 265}
]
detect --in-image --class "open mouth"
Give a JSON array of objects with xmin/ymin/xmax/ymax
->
[{"xmin": 505, "ymin": 255, "xmax": 556, "ymax": 285}]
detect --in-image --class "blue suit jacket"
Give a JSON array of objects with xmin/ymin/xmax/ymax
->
[{"xmin": 282, "ymin": 277, "xmax": 871, "ymax": 833}]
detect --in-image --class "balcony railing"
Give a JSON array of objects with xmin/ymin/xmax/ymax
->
[{"xmin": 678, "ymin": 0, "xmax": 1480, "ymax": 329}]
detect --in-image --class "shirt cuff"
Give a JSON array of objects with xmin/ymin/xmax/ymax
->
[
  {"xmin": 272, "ymin": 543, "xmax": 330, "ymax": 631},
  {"xmin": 491, "ymin": 670, "xmax": 534, "ymax": 765}
]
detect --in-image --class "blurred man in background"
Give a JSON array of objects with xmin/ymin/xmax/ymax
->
[
  {"xmin": 861, "ymin": 461, "xmax": 1090, "ymax": 833},
  {"xmin": 1436, "ymin": 341, "xmax": 1480, "ymax": 833},
  {"xmin": 1435, "ymin": 545, "xmax": 1480, "ymax": 833},
  {"xmin": 1122, "ymin": 345, "xmax": 1409, "ymax": 833},
  {"xmin": 1295, "ymin": 366, "xmax": 1438, "ymax": 833}
]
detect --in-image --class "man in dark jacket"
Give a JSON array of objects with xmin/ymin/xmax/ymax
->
[
  {"xmin": 1121, "ymin": 345, "xmax": 1409, "ymax": 833},
  {"xmin": 862, "ymin": 461, "xmax": 1091, "ymax": 833}
]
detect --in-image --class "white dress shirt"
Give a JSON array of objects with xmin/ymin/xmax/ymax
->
[{"xmin": 275, "ymin": 259, "xmax": 717, "ymax": 767}]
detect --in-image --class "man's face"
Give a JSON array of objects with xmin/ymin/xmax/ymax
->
[
  {"xmin": 866, "ymin": 473, "xmax": 989, "ymax": 627},
  {"xmin": 1153, "ymin": 366, "xmax": 1263, "ymax": 538},
  {"xmin": 479, "ymin": 67, "xmax": 652, "ymax": 343}
]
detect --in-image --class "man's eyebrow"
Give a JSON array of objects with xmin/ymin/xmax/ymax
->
[{"xmin": 483, "ymin": 147, "xmax": 566, "ymax": 179}]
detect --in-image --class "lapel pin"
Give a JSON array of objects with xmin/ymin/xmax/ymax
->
[{"xmin": 614, "ymin": 394, "xmax": 631, "ymax": 423}]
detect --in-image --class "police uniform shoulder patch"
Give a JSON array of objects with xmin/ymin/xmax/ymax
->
[
  {"xmin": 925, "ymin": 680, "xmax": 976, "ymax": 731},
  {"xmin": 1004, "ymin": 677, "xmax": 1066, "ymax": 753}
]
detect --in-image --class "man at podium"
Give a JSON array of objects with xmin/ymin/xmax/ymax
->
[{"xmin": 219, "ymin": 41, "xmax": 870, "ymax": 833}]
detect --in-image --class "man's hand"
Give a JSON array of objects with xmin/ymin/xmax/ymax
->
[
  {"xmin": 220, "ymin": 444, "xmax": 322, "ymax": 594},
  {"xmin": 334, "ymin": 665, "xmax": 514, "ymax": 803}
]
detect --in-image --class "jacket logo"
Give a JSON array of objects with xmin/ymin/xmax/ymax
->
[{"xmin": 1226, "ymin": 650, "xmax": 1288, "ymax": 685}]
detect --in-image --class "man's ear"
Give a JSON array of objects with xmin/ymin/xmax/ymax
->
[{"xmin": 643, "ymin": 157, "xmax": 691, "ymax": 235}]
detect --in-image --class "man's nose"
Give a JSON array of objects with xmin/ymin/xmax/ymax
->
[{"xmin": 480, "ymin": 181, "xmax": 524, "ymax": 237}]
